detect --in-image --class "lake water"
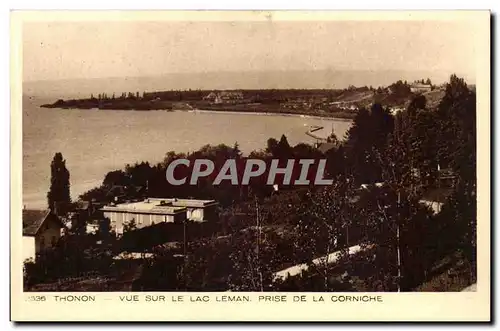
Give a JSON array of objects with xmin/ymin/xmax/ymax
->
[{"xmin": 22, "ymin": 96, "xmax": 352, "ymax": 209}]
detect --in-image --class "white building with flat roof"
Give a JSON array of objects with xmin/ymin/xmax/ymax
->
[{"xmin": 100, "ymin": 198, "xmax": 218, "ymax": 235}]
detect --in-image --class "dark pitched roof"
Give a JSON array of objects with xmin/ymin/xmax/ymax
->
[{"xmin": 22, "ymin": 209, "xmax": 50, "ymax": 236}]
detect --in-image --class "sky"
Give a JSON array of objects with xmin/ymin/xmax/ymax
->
[{"xmin": 23, "ymin": 19, "xmax": 478, "ymax": 82}]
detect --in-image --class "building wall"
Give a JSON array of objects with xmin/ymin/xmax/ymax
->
[
  {"xmin": 22, "ymin": 219, "xmax": 61, "ymax": 262},
  {"xmin": 186, "ymin": 205, "xmax": 218, "ymax": 222},
  {"xmin": 187, "ymin": 208, "xmax": 204, "ymax": 221},
  {"xmin": 104, "ymin": 211, "xmax": 183, "ymax": 235},
  {"xmin": 35, "ymin": 219, "xmax": 62, "ymax": 253},
  {"xmin": 22, "ymin": 236, "xmax": 36, "ymax": 262}
]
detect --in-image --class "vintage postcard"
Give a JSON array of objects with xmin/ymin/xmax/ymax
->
[{"xmin": 11, "ymin": 10, "xmax": 490, "ymax": 322}]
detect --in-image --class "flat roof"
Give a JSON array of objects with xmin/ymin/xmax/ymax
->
[
  {"xmin": 100, "ymin": 200, "xmax": 186, "ymax": 215},
  {"xmin": 100, "ymin": 198, "xmax": 218, "ymax": 214},
  {"xmin": 148, "ymin": 198, "xmax": 218, "ymax": 208}
]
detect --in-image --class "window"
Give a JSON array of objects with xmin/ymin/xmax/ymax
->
[
  {"xmin": 39, "ymin": 236, "xmax": 45, "ymax": 248},
  {"xmin": 51, "ymin": 236, "xmax": 57, "ymax": 247}
]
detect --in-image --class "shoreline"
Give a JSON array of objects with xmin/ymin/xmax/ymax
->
[
  {"xmin": 42, "ymin": 105, "xmax": 353, "ymax": 122},
  {"xmin": 178, "ymin": 109, "xmax": 354, "ymax": 122}
]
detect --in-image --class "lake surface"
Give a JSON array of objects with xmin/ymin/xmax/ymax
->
[{"xmin": 22, "ymin": 96, "xmax": 352, "ymax": 208}]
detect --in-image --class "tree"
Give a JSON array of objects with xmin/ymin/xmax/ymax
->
[
  {"xmin": 344, "ymin": 107, "xmax": 372, "ymax": 183},
  {"xmin": 97, "ymin": 217, "xmax": 113, "ymax": 240},
  {"xmin": 438, "ymin": 75, "xmax": 475, "ymax": 184},
  {"xmin": 276, "ymin": 134, "xmax": 292, "ymax": 158},
  {"xmin": 227, "ymin": 198, "xmax": 279, "ymax": 291},
  {"xmin": 356, "ymin": 184, "xmax": 435, "ymax": 291},
  {"xmin": 433, "ymin": 74, "xmax": 477, "ymax": 283},
  {"xmin": 359, "ymin": 104, "xmax": 458, "ymax": 291},
  {"xmin": 291, "ymin": 180, "xmax": 356, "ymax": 290},
  {"xmin": 388, "ymin": 80, "xmax": 411, "ymax": 96},
  {"xmin": 232, "ymin": 142, "xmax": 242, "ymax": 158},
  {"xmin": 265, "ymin": 135, "xmax": 292, "ymax": 159},
  {"xmin": 344, "ymin": 104, "xmax": 394, "ymax": 184},
  {"xmin": 407, "ymin": 95, "xmax": 427, "ymax": 116},
  {"xmin": 70, "ymin": 210, "xmax": 88, "ymax": 236},
  {"xmin": 402, "ymin": 97, "xmax": 440, "ymax": 187},
  {"xmin": 103, "ymin": 170, "xmax": 129, "ymax": 188},
  {"xmin": 436, "ymin": 183, "xmax": 476, "ymax": 283},
  {"xmin": 228, "ymin": 229, "xmax": 278, "ymax": 291},
  {"xmin": 47, "ymin": 153, "xmax": 71, "ymax": 215},
  {"xmin": 123, "ymin": 219, "xmax": 137, "ymax": 233},
  {"xmin": 266, "ymin": 138, "xmax": 279, "ymax": 155}
]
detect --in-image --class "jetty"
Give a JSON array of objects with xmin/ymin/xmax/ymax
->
[{"xmin": 305, "ymin": 125, "xmax": 327, "ymax": 141}]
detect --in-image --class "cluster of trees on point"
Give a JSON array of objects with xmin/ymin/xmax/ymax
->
[
  {"xmin": 27, "ymin": 74, "xmax": 476, "ymax": 292},
  {"xmin": 415, "ymin": 78, "xmax": 433, "ymax": 85},
  {"xmin": 42, "ymin": 90, "xmax": 174, "ymax": 111},
  {"xmin": 90, "ymin": 91, "xmax": 145, "ymax": 101}
]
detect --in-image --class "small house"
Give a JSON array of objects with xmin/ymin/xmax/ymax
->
[{"xmin": 22, "ymin": 209, "xmax": 65, "ymax": 261}]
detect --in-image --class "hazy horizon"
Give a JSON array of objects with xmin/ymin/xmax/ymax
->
[
  {"xmin": 23, "ymin": 67, "xmax": 474, "ymax": 84},
  {"xmin": 23, "ymin": 68, "xmax": 473, "ymax": 99}
]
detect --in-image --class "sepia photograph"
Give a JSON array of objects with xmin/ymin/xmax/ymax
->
[{"xmin": 10, "ymin": 10, "xmax": 491, "ymax": 322}]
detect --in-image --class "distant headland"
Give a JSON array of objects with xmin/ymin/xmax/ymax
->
[{"xmin": 40, "ymin": 80, "xmax": 445, "ymax": 119}]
